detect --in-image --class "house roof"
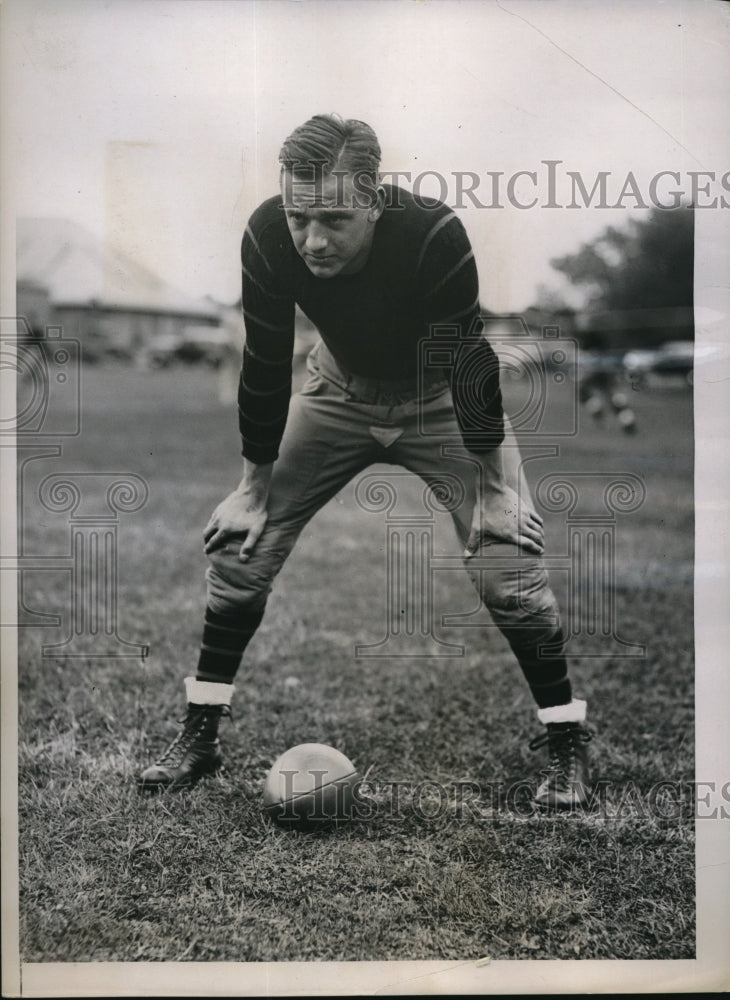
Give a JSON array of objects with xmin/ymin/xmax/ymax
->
[{"xmin": 17, "ymin": 217, "xmax": 220, "ymax": 321}]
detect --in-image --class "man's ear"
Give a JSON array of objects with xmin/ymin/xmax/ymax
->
[{"xmin": 367, "ymin": 185, "xmax": 387, "ymax": 223}]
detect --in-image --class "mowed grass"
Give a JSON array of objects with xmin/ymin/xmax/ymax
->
[{"xmin": 16, "ymin": 359, "xmax": 694, "ymax": 962}]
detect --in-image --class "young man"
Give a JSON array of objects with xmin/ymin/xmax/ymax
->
[{"xmin": 138, "ymin": 114, "xmax": 592, "ymax": 808}]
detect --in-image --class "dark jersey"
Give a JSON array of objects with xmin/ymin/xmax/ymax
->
[{"xmin": 238, "ymin": 184, "xmax": 504, "ymax": 464}]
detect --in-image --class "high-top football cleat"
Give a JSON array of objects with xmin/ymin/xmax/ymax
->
[
  {"xmin": 530, "ymin": 700, "xmax": 592, "ymax": 810},
  {"xmin": 138, "ymin": 678, "xmax": 233, "ymax": 792}
]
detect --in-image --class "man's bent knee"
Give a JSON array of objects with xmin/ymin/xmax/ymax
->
[
  {"xmin": 464, "ymin": 545, "xmax": 561, "ymax": 641},
  {"xmin": 484, "ymin": 584, "xmax": 561, "ymax": 643},
  {"xmin": 205, "ymin": 543, "xmax": 277, "ymax": 616}
]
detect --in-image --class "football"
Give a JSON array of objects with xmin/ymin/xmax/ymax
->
[{"xmin": 263, "ymin": 743, "xmax": 360, "ymax": 828}]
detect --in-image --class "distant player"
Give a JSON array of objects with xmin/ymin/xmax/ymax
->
[
  {"xmin": 138, "ymin": 115, "xmax": 592, "ymax": 808},
  {"xmin": 578, "ymin": 360, "xmax": 637, "ymax": 434}
]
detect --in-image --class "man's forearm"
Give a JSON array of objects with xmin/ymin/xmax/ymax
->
[
  {"xmin": 475, "ymin": 446, "xmax": 506, "ymax": 494},
  {"xmin": 236, "ymin": 459, "xmax": 274, "ymax": 504},
  {"xmin": 474, "ymin": 418, "xmax": 528, "ymax": 497}
]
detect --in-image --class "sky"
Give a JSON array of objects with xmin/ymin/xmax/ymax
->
[{"xmin": 2, "ymin": 0, "xmax": 729, "ymax": 312}]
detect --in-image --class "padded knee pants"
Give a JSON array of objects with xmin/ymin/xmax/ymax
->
[{"xmin": 206, "ymin": 342, "xmax": 561, "ymax": 646}]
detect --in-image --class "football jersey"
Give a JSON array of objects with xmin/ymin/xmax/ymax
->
[{"xmin": 239, "ymin": 184, "xmax": 504, "ymax": 464}]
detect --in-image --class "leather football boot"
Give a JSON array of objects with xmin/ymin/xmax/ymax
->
[
  {"xmin": 138, "ymin": 700, "xmax": 230, "ymax": 792},
  {"xmin": 530, "ymin": 721, "xmax": 592, "ymax": 809}
]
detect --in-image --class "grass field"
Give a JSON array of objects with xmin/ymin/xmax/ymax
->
[{"xmin": 15, "ymin": 358, "xmax": 695, "ymax": 963}]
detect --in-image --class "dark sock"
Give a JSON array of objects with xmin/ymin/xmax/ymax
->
[
  {"xmin": 508, "ymin": 628, "xmax": 572, "ymax": 709},
  {"xmin": 195, "ymin": 606, "xmax": 265, "ymax": 684}
]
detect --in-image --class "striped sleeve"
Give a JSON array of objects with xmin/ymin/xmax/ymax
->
[
  {"xmin": 238, "ymin": 214, "xmax": 295, "ymax": 464},
  {"xmin": 417, "ymin": 210, "xmax": 504, "ymax": 453}
]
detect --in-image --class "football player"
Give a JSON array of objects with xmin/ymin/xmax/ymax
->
[{"xmin": 138, "ymin": 114, "xmax": 592, "ymax": 809}]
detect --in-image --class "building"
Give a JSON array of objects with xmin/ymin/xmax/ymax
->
[{"xmin": 16, "ymin": 218, "xmax": 221, "ymax": 360}]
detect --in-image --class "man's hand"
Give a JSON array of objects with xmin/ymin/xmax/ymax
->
[
  {"xmin": 465, "ymin": 481, "xmax": 545, "ymax": 556},
  {"xmin": 203, "ymin": 460, "xmax": 273, "ymax": 562}
]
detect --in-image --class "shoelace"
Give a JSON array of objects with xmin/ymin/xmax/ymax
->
[
  {"xmin": 156, "ymin": 705, "xmax": 231, "ymax": 766},
  {"xmin": 529, "ymin": 727, "xmax": 592, "ymax": 781}
]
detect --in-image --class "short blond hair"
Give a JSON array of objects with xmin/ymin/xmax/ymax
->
[{"xmin": 279, "ymin": 114, "xmax": 381, "ymax": 192}]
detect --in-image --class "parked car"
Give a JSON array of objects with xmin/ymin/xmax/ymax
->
[
  {"xmin": 649, "ymin": 340, "xmax": 695, "ymax": 385},
  {"xmin": 142, "ymin": 326, "xmax": 233, "ymax": 369},
  {"xmin": 143, "ymin": 332, "xmax": 185, "ymax": 368},
  {"xmin": 175, "ymin": 326, "xmax": 233, "ymax": 367},
  {"xmin": 622, "ymin": 341, "xmax": 697, "ymax": 387}
]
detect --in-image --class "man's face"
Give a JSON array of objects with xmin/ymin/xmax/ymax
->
[{"xmin": 282, "ymin": 170, "xmax": 384, "ymax": 278}]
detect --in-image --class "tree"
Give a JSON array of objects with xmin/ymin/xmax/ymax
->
[{"xmin": 549, "ymin": 208, "xmax": 694, "ymax": 348}]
